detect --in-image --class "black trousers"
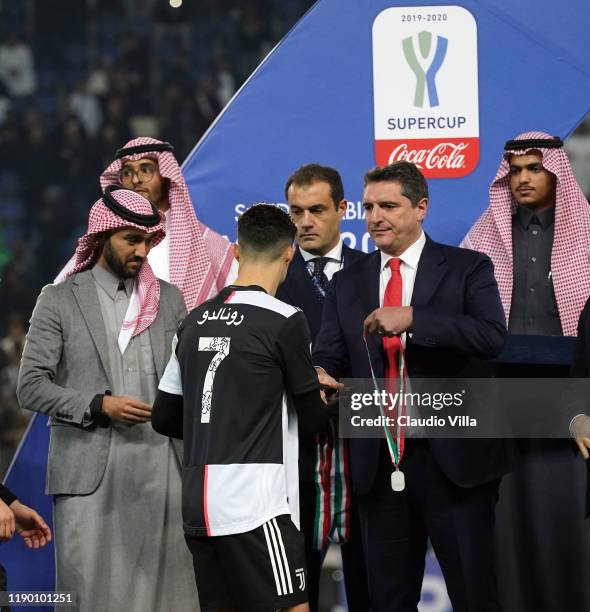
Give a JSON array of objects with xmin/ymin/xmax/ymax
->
[
  {"xmin": 300, "ymin": 481, "xmax": 370, "ymax": 612},
  {"xmin": 357, "ymin": 440, "xmax": 500, "ymax": 612},
  {"xmin": 494, "ymin": 439, "xmax": 590, "ymax": 612}
]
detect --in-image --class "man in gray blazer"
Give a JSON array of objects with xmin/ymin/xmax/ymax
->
[{"xmin": 17, "ymin": 187, "xmax": 198, "ymax": 612}]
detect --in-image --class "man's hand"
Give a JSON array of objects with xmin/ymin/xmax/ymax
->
[
  {"xmin": 102, "ymin": 395, "xmax": 152, "ymax": 424},
  {"xmin": 315, "ymin": 367, "xmax": 343, "ymax": 405},
  {"xmin": 10, "ymin": 501, "xmax": 52, "ymax": 549},
  {"xmin": 571, "ymin": 414, "xmax": 590, "ymax": 460},
  {"xmin": 0, "ymin": 499, "xmax": 15, "ymax": 542},
  {"xmin": 364, "ymin": 307, "xmax": 413, "ymax": 337}
]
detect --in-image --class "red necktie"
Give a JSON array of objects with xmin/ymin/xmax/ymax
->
[
  {"xmin": 383, "ymin": 258, "xmax": 402, "ymax": 384},
  {"xmin": 382, "ymin": 258, "xmax": 406, "ymax": 465}
]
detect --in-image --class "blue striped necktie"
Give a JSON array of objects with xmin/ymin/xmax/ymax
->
[{"xmin": 310, "ymin": 257, "xmax": 330, "ymax": 300}]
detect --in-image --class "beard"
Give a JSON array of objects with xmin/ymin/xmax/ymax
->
[{"xmin": 103, "ymin": 239, "xmax": 143, "ymax": 279}]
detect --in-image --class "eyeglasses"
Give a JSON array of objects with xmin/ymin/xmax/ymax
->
[{"xmin": 120, "ymin": 163, "xmax": 157, "ymax": 186}]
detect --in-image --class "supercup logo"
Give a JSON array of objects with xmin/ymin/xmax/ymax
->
[
  {"xmin": 372, "ymin": 6, "xmax": 480, "ymax": 178},
  {"xmin": 402, "ymin": 31, "xmax": 448, "ymax": 108}
]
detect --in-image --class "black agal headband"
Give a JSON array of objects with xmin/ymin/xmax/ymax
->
[
  {"xmin": 504, "ymin": 136, "xmax": 563, "ymax": 151},
  {"xmin": 102, "ymin": 185, "xmax": 161, "ymax": 227},
  {"xmin": 114, "ymin": 142, "xmax": 174, "ymax": 160}
]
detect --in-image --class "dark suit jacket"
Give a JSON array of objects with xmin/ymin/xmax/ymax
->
[
  {"xmin": 277, "ymin": 244, "xmax": 366, "ymax": 481},
  {"xmin": 313, "ymin": 236, "xmax": 511, "ymax": 494},
  {"xmin": 570, "ymin": 295, "xmax": 590, "ymax": 518},
  {"xmin": 276, "ymin": 244, "xmax": 367, "ymax": 343}
]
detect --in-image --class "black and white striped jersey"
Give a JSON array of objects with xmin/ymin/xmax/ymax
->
[{"xmin": 158, "ymin": 285, "xmax": 320, "ymax": 537}]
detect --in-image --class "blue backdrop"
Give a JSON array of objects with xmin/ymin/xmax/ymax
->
[
  {"xmin": 182, "ymin": 0, "xmax": 590, "ymax": 248},
  {"xmin": 4, "ymin": 1, "xmax": 590, "ymax": 610}
]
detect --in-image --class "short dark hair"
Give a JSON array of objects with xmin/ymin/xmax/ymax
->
[
  {"xmin": 238, "ymin": 204, "xmax": 296, "ymax": 260},
  {"xmin": 284, "ymin": 163, "xmax": 344, "ymax": 209},
  {"xmin": 364, "ymin": 161, "xmax": 428, "ymax": 207}
]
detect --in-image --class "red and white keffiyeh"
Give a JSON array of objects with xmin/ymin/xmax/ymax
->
[
  {"xmin": 62, "ymin": 188, "xmax": 166, "ymax": 353},
  {"xmin": 100, "ymin": 137, "xmax": 234, "ymax": 310},
  {"xmin": 461, "ymin": 131, "xmax": 590, "ymax": 336}
]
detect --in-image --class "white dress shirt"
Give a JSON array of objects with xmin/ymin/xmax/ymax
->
[
  {"xmin": 379, "ymin": 232, "xmax": 426, "ymax": 307},
  {"xmin": 299, "ymin": 239, "xmax": 344, "ymax": 282},
  {"xmin": 379, "ymin": 231, "xmax": 426, "ymax": 346}
]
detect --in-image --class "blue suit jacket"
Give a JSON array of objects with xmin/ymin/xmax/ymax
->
[{"xmin": 313, "ymin": 236, "xmax": 512, "ymax": 494}]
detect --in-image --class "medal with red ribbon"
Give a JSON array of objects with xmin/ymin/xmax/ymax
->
[{"xmin": 363, "ymin": 333, "xmax": 407, "ymax": 491}]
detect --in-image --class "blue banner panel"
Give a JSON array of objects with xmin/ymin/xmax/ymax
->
[
  {"xmin": 2, "ymin": 416, "xmax": 53, "ymax": 612},
  {"xmin": 183, "ymin": 0, "xmax": 590, "ymax": 248}
]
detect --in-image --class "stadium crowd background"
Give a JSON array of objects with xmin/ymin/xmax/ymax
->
[
  {"xmin": 0, "ymin": 0, "xmax": 317, "ymax": 477},
  {"xmin": 0, "ymin": 0, "xmax": 589, "ymax": 486}
]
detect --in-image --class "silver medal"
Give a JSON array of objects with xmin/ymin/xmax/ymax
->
[{"xmin": 391, "ymin": 470, "xmax": 405, "ymax": 492}]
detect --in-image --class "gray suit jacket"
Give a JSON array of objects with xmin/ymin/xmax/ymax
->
[{"xmin": 17, "ymin": 269, "xmax": 186, "ymax": 496}]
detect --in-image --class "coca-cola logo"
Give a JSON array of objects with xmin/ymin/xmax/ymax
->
[
  {"xmin": 375, "ymin": 137, "xmax": 480, "ymax": 178},
  {"xmin": 388, "ymin": 141, "xmax": 468, "ymax": 169}
]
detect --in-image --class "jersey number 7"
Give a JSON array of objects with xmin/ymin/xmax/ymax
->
[{"xmin": 198, "ymin": 337, "xmax": 231, "ymax": 423}]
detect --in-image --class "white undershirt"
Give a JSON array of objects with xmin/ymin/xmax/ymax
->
[
  {"xmin": 147, "ymin": 212, "xmax": 239, "ymax": 288},
  {"xmin": 225, "ymin": 258, "xmax": 239, "ymax": 285},
  {"xmin": 147, "ymin": 211, "xmax": 170, "ymax": 282}
]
